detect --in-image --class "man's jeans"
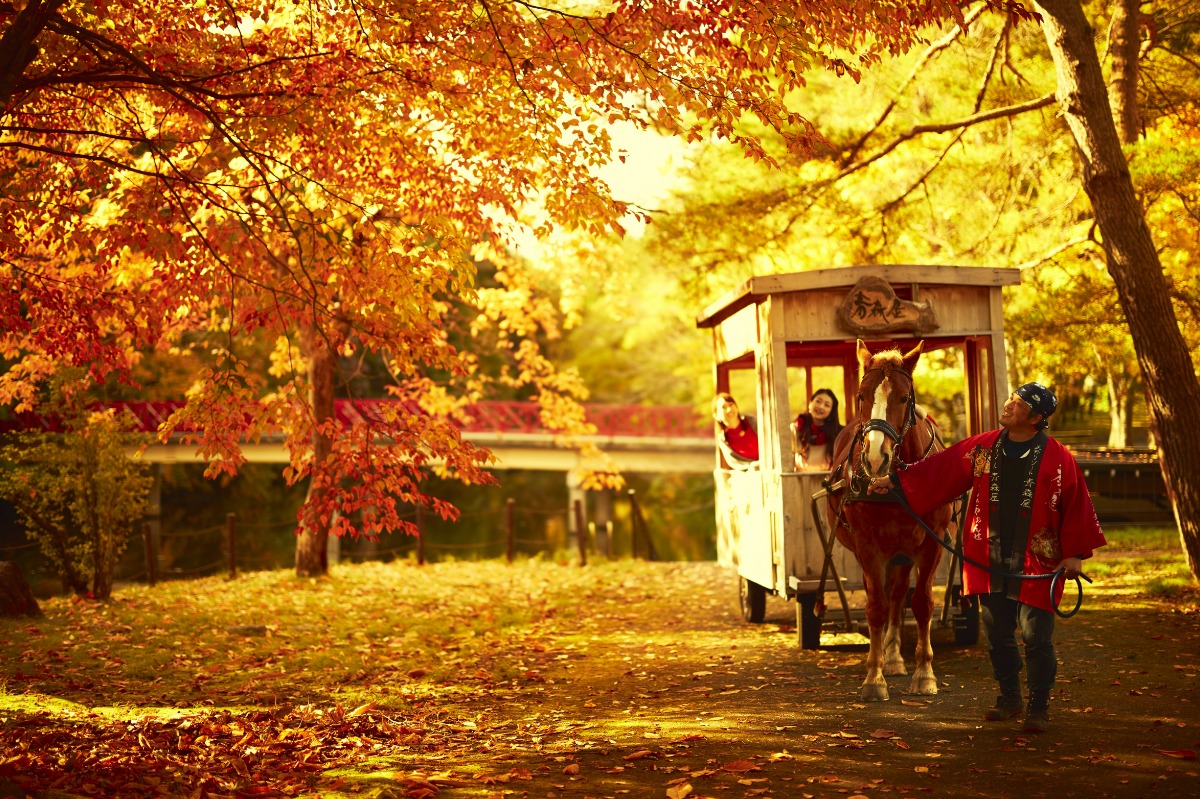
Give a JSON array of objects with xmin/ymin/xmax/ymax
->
[{"xmin": 980, "ymin": 593, "xmax": 1057, "ymax": 701}]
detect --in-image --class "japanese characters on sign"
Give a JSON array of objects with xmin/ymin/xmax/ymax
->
[{"xmin": 836, "ymin": 275, "xmax": 939, "ymax": 335}]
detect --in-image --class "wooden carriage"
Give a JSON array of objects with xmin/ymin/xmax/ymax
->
[{"xmin": 696, "ymin": 265, "xmax": 1021, "ymax": 647}]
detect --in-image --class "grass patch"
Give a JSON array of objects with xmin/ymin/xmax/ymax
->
[
  {"xmin": 1100, "ymin": 525, "xmax": 1180, "ymax": 551},
  {"xmin": 1, "ymin": 557, "xmax": 688, "ymax": 798}
]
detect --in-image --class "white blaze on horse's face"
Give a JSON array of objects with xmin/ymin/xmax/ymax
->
[{"xmin": 864, "ymin": 375, "xmax": 894, "ymax": 477}]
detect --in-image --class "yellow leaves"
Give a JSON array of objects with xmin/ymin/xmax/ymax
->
[
  {"xmin": 347, "ymin": 701, "xmax": 376, "ymax": 718},
  {"xmin": 86, "ymin": 198, "xmax": 121, "ymax": 228},
  {"xmin": 267, "ymin": 335, "xmax": 305, "ymax": 380},
  {"xmin": 666, "ymin": 783, "xmax": 693, "ymax": 799}
]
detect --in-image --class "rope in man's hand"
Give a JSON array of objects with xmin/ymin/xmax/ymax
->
[{"xmin": 858, "ymin": 475, "xmax": 1092, "ymax": 619}]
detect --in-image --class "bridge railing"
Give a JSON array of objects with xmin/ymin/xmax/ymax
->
[{"xmin": 1, "ymin": 400, "xmax": 714, "ymax": 440}]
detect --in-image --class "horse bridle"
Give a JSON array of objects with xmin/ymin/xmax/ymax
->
[
  {"xmin": 852, "ymin": 365, "xmax": 922, "ymax": 481},
  {"xmin": 823, "ymin": 364, "xmax": 937, "ymax": 529}
]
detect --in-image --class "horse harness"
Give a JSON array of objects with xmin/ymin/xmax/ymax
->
[{"xmin": 822, "ymin": 365, "xmax": 942, "ymax": 532}]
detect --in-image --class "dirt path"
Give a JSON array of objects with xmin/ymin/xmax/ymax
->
[{"xmin": 395, "ymin": 558, "xmax": 1200, "ymax": 799}]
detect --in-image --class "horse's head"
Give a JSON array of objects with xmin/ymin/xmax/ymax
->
[{"xmin": 854, "ymin": 339, "xmax": 923, "ymax": 480}]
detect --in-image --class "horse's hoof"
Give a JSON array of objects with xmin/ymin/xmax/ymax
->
[
  {"xmin": 860, "ymin": 683, "xmax": 890, "ymax": 702},
  {"xmin": 883, "ymin": 661, "xmax": 907, "ymax": 677},
  {"xmin": 909, "ymin": 677, "xmax": 938, "ymax": 696}
]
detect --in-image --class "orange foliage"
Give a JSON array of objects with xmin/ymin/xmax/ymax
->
[{"xmin": 0, "ymin": 1, "xmax": 1032, "ymax": 546}]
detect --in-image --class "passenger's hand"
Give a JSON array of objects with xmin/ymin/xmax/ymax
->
[
  {"xmin": 867, "ymin": 475, "xmax": 893, "ymax": 495},
  {"xmin": 1058, "ymin": 556, "xmax": 1084, "ymax": 580}
]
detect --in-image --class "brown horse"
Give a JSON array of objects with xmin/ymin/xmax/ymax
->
[{"xmin": 827, "ymin": 340, "xmax": 952, "ymax": 701}]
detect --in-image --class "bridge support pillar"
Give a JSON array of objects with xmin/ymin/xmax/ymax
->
[
  {"xmin": 567, "ymin": 471, "xmax": 588, "ymax": 556},
  {"xmin": 592, "ymin": 490, "xmax": 612, "ymax": 557},
  {"xmin": 146, "ymin": 464, "xmax": 163, "ymax": 577}
]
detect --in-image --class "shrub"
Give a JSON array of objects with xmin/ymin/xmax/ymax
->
[{"xmin": 0, "ymin": 382, "xmax": 151, "ymax": 599}]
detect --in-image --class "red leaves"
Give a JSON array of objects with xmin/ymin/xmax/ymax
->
[
  {"xmin": 0, "ymin": 704, "xmax": 429, "ymax": 798},
  {"xmin": 1157, "ymin": 749, "xmax": 1198, "ymax": 760},
  {"xmin": 720, "ymin": 758, "xmax": 761, "ymax": 773}
]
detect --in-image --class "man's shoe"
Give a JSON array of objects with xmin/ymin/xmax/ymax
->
[
  {"xmin": 984, "ymin": 695, "xmax": 1025, "ymax": 721},
  {"xmin": 1023, "ymin": 705, "xmax": 1050, "ymax": 733}
]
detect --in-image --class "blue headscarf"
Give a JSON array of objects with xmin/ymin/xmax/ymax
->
[{"xmin": 1015, "ymin": 382, "xmax": 1057, "ymax": 429}]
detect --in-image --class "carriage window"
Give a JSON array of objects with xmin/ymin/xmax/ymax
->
[
  {"xmin": 726, "ymin": 370, "xmax": 759, "ymax": 419},
  {"xmin": 786, "ymin": 364, "xmax": 847, "ymax": 472},
  {"xmin": 786, "ymin": 366, "xmax": 846, "ymax": 428},
  {"xmin": 975, "ymin": 345, "xmax": 993, "ymax": 434},
  {"xmin": 713, "ymin": 368, "xmax": 762, "ymax": 470},
  {"xmin": 912, "ymin": 346, "xmax": 969, "ymax": 443}
]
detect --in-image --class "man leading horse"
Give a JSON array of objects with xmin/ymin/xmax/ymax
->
[{"xmin": 869, "ymin": 381, "xmax": 1106, "ymax": 734}]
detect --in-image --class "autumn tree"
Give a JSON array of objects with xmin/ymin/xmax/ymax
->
[
  {"xmin": 4, "ymin": 2, "xmax": 1043, "ymax": 576},
  {"xmin": 1033, "ymin": 0, "xmax": 1200, "ymax": 578}
]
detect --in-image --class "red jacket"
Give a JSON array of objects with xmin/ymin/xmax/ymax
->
[{"xmin": 897, "ymin": 430, "xmax": 1106, "ymax": 612}]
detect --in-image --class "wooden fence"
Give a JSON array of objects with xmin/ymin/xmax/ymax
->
[{"xmin": 21, "ymin": 489, "xmax": 671, "ymax": 589}]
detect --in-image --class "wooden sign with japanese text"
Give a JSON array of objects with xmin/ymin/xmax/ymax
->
[{"xmin": 836, "ymin": 275, "xmax": 940, "ymax": 335}]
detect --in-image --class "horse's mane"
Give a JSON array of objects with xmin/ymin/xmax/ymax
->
[{"xmin": 866, "ymin": 349, "xmax": 904, "ymax": 368}]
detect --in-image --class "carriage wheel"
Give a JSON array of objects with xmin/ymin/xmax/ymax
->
[
  {"xmin": 797, "ymin": 592, "xmax": 822, "ymax": 650},
  {"xmin": 739, "ymin": 577, "xmax": 767, "ymax": 623},
  {"xmin": 952, "ymin": 587, "xmax": 980, "ymax": 646}
]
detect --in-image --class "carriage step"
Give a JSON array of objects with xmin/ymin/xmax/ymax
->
[{"xmin": 789, "ymin": 577, "xmax": 847, "ymax": 592}]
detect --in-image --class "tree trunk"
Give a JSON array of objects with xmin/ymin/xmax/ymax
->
[
  {"xmin": 294, "ymin": 328, "xmax": 337, "ymax": 578},
  {"xmin": 1106, "ymin": 373, "xmax": 1127, "ymax": 449},
  {"xmin": 1107, "ymin": 0, "xmax": 1141, "ymax": 145},
  {"xmin": 1124, "ymin": 388, "xmax": 1136, "ymax": 446},
  {"xmin": 1036, "ymin": 0, "xmax": 1200, "ymax": 580},
  {"xmin": 0, "ymin": 0, "xmax": 68, "ymax": 113},
  {"xmin": 20, "ymin": 504, "xmax": 89, "ymax": 596},
  {"xmin": 0, "ymin": 561, "xmax": 41, "ymax": 617}
]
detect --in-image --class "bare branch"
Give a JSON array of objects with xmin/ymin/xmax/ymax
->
[
  {"xmin": 840, "ymin": 3, "xmax": 988, "ymax": 165},
  {"xmin": 836, "ymin": 92, "xmax": 1056, "ymax": 181},
  {"xmin": 1015, "ymin": 236, "xmax": 1100, "ymax": 271}
]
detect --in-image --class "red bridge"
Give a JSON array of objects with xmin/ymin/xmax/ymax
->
[
  {"xmin": 4, "ymin": 400, "xmax": 711, "ymax": 439},
  {"xmin": 2, "ymin": 400, "xmax": 717, "ymax": 474}
]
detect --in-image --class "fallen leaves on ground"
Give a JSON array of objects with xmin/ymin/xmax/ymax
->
[
  {"xmin": 2, "ymin": 553, "xmax": 1198, "ymax": 798},
  {"xmin": 0, "ymin": 703, "xmax": 440, "ymax": 798}
]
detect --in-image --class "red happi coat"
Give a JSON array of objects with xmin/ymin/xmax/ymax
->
[{"xmin": 896, "ymin": 430, "xmax": 1107, "ymax": 612}]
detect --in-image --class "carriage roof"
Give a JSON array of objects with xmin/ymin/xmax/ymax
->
[
  {"xmin": 695, "ymin": 264, "xmax": 1021, "ymax": 331},
  {"xmin": 697, "ymin": 263, "xmax": 1023, "ymax": 447}
]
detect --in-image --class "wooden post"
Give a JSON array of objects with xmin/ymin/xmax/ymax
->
[
  {"xmin": 628, "ymin": 489, "xmax": 657, "ymax": 561},
  {"xmin": 416, "ymin": 503, "xmax": 425, "ymax": 566},
  {"xmin": 628, "ymin": 489, "xmax": 642, "ymax": 559},
  {"xmin": 573, "ymin": 499, "xmax": 587, "ymax": 567},
  {"xmin": 224, "ymin": 513, "xmax": 237, "ymax": 579},
  {"xmin": 505, "ymin": 498, "xmax": 515, "ymax": 564},
  {"xmin": 604, "ymin": 521, "xmax": 613, "ymax": 559},
  {"xmin": 142, "ymin": 522, "xmax": 157, "ymax": 587}
]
